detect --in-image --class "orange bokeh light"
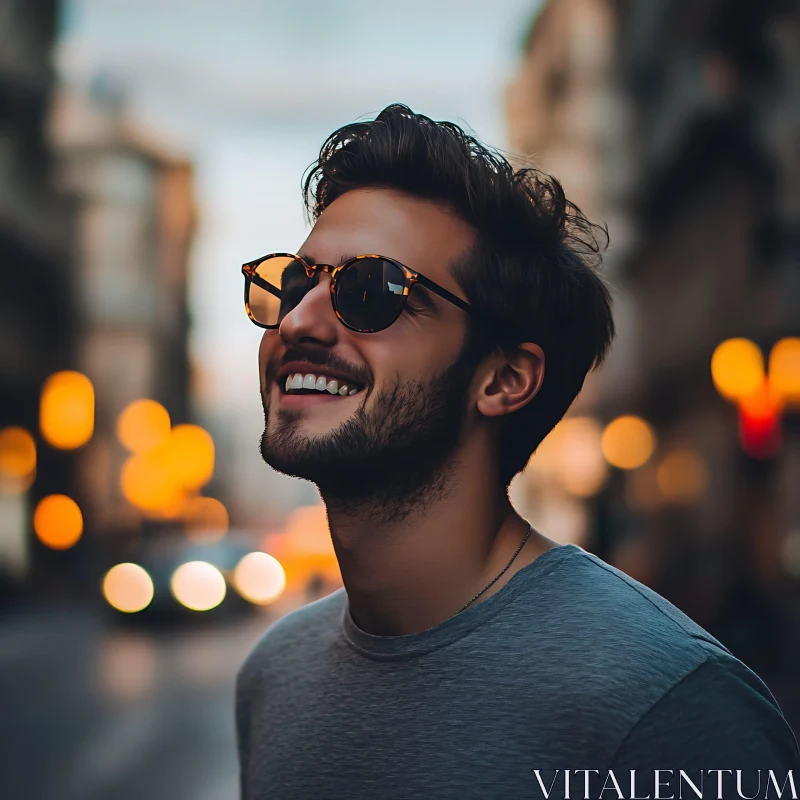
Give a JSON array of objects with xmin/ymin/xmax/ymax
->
[
  {"xmin": 261, "ymin": 505, "xmax": 341, "ymax": 594},
  {"xmin": 120, "ymin": 451, "xmax": 186, "ymax": 516},
  {"xmin": 33, "ymin": 494, "xmax": 83, "ymax": 550},
  {"xmin": 0, "ymin": 427, "xmax": 36, "ymax": 493},
  {"xmin": 40, "ymin": 371, "xmax": 94, "ymax": 449},
  {"xmin": 183, "ymin": 496, "xmax": 229, "ymax": 543},
  {"xmin": 601, "ymin": 416, "xmax": 656, "ymax": 470},
  {"xmin": 769, "ymin": 338, "xmax": 800, "ymax": 406},
  {"xmin": 117, "ymin": 399, "xmax": 171, "ymax": 454},
  {"xmin": 168, "ymin": 425, "xmax": 215, "ymax": 490},
  {"xmin": 119, "ymin": 423, "xmax": 215, "ymax": 517},
  {"xmin": 656, "ymin": 449, "xmax": 709, "ymax": 504},
  {"xmin": 711, "ymin": 338, "xmax": 764, "ymax": 401}
]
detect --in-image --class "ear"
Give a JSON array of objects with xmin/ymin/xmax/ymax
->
[{"xmin": 475, "ymin": 342, "xmax": 545, "ymax": 419}]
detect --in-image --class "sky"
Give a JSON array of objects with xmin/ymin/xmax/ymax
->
[{"xmin": 55, "ymin": 0, "xmax": 542, "ymax": 518}]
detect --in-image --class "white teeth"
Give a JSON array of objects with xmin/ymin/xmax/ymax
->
[{"xmin": 283, "ymin": 373, "xmax": 360, "ymax": 395}]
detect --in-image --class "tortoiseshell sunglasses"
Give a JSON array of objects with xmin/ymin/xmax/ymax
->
[{"xmin": 242, "ymin": 253, "xmax": 474, "ymax": 334}]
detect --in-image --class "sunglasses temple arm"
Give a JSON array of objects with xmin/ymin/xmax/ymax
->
[{"xmin": 416, "ymin": 274, "xmax": 473, "ymax": 314}]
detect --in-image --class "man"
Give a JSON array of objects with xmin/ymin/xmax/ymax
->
[{"xmin": 236, "ymin": 104, "xmax": 800, "ymax": 799}]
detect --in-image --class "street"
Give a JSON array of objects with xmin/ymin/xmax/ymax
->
[{"xmin": 0, "ymin": 607, "xmax": 273, "ymax": 800}]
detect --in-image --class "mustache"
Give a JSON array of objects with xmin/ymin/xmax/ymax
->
[{"xmin": 264, "ymin": 347, "xmax": 372, "ymax": 389}]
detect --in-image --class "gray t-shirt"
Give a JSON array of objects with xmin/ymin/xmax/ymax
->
[{"xmin": 236, "ymin": 543, "xmax": 800, "ymax": 799}]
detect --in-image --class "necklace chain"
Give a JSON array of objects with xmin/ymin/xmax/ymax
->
[{"xmin": 458, "ymin": 524, "xmax": 533, "ymax": 614}]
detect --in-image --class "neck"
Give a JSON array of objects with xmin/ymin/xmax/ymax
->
[{"xmin": 320, "ymin": 437, "xmax": 553, "ymax": 636}]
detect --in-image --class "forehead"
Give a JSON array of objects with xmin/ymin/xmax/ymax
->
[{"xmin": 300, "ymin": 188, "xmax": 475, "ymax": 291}]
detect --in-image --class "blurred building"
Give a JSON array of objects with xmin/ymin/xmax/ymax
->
[
  {"xmin": 50, "ymin": 82, "xmax": 197, "ymax": 545},
  {"xmin": 508, "ymin": 0, "xmax": 800, "ymax": 724},
  {"xmin": 0, "ymin": 0, "xmax": 78, "ymax": 597}
]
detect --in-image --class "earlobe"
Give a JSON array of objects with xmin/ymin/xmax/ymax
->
[{"xmin": 476, "ymin": 342, "xmax": 545, "ymax": 419}]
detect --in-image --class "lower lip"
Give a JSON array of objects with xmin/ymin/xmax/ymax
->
[{"xmin": 276, "ymin": 387, "xmax": 362, "ymax": 408}]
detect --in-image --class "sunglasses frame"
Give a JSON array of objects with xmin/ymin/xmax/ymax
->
[{"xmin": 242, "ymin": 252, "xmax": 474, "ymax": 334}]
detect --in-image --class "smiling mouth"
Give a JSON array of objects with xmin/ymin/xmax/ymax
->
[{"xmin": 282, "ymin": 372, "xmax": 363, "ymax": 397}]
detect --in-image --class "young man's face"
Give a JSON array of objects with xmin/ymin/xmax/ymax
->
[{"xmin": 258, "ymin": 187, "xmax": 484, "ymax": 502}]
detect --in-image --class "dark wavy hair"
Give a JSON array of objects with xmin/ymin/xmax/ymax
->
[{"xmin": 302, "ymin": 104, "xmax": 615, "ymax": 488}]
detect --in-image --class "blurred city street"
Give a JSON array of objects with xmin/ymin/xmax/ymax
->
[
  {"xmin": 0, "ymin": 609, "xmax": 270, "ymax": 800},
  {"xmin": 2, "ymin": 0, "xmax": 800, "ymax": 794}
]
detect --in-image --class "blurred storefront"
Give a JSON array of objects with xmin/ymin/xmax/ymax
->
[
  {"xmin": 508, "ymin": 0, "xmax": 800, "ymax": 723},
  {"xmin": 0, "ymin": 0, "xmax": 78, "ymax": 600},
  {"xmin": 50, "ymin": 82, "xmax": 197, "ymax": 548}
]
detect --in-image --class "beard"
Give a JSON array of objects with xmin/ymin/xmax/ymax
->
[{"xmin": 259, "ymin": 337, "xmax": 483, "ymax": 521}]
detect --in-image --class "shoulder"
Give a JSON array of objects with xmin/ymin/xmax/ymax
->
[
  {"xmin": 510, "ymin": 546, "xmax": 800, "ymax": 760},
  {"xmin": 237, "ymin": 588, "xmax": 346, "ymax": 691},
  {"xmin": 512, "ymin": 546, "xmax": 748, "ymax": 726},
  {"xmin": 610, "ymin": 649, "xmax": 800, "ymax": 767},
  {"xmin": 525, "ymin": 544, "xmax": 728, "ymax": 670}
]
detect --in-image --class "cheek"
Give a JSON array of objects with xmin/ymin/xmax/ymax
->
[{"xmin": 366, "ymin": 321, "xmax": 464, "ymax": 384}]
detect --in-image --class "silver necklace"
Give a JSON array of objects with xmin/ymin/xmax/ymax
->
[{"xmin": 458, "ymin": 524, "xmax": 534, "ymax": 614}]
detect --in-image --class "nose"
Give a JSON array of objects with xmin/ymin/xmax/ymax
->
[{"xmin": 278, "ymin": 269, "xmax": 339, "ymax": 348}]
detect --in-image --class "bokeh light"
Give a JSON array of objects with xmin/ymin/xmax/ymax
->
[
  {"xmin": 168, "ymin": 424, "xmax": 215, "ymax": 490},
  {"xmin": 261, "ymin": 505, "xmax": 342, "ymax": 595},
  {"xmin": 233, "ymin": 552, "xmax": 286, "ymax": 605},
  {"xmin": 182, "ymin": 496, "xmax": 229, "ymax": 543},
  {"xmin": 103, "ymin": 562, "xmax": 155, "ymax": 613},
  {"xmin": 555, "ymin": 417, "xmax": 608, "ymax": 497},
  {"xmin": 39, "ymin": 371, "xmax": 95, "ymax": 449},
  {"xmin": 739, "ymin": 380, "xmax": 783, "ymax": 458},
  {"xmin": 769, "ymin": 338, "xmax": 800, "ymax": 406},
  {"xmin": 711, "ymin": 338, "xmax": 765, "ymax": 401},
  {"xmin": 0, "ymin": 426, "xmax": 36, "ymax": 493},
  {"xmin": 601, "ymin": 416, "xmax": 656, "ymax": 470},
  {"xmin": 120, "ymin": 450, "xmax": 186, "ymax": 517},
  {"xmin": 656, "ymin": 449, "xmax": 709, "ymax": 504},
  {"xmin": 33, "ymin": 494, "xmax": 83, "ymax": 550},
  {"xmin": 170, "ymin": 561, "xmax": 226, "ymax": 611},
  {"xmin": 117, "ymin": 399, "xmax": 171, "ymax": 454}
]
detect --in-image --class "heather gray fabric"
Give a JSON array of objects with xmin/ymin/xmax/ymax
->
[{"xmin": 236, "ymin": 543, "xmax": 800, "ymax": 799}]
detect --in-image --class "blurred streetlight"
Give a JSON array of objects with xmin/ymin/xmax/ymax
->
[
  {"xmin": 656, "ymin": 449, "xmax": 709, "ymax": 504},
  {"xmin": 40, "ymin": 371, "xmax": 94, "ymax": 449},
  {"xmin": 117, "ymin": 399, "xmax": 171, "ymax": 454},
  {"xmin": 233, "ymin": 552, "xmax": 286, "ymax": 605},
  {"xmin": 601, "ymin": 416, "xmax": 656, "ymax": 470},
  {"xmin": 710, "ymin": 338, "xmax": 764, "ymax": 401},
  {"xmin": 170, "ymin": 561, "xmax": 226, "ymax": 611},
  {"xmin": 119, "ymin": 423, "xmax": 215, "ymax": 518},
  {"xmin": 738, "ymin": 380, "xmax": 782, "ymax": 459},
  {"xmin": 769, "ymin": 338, "xmax": 800, "ymax": 407},
  {"xmin": 33, "ymin": 494, "xmax": 83, "ymax": 550},
  {"xmin": 120, "ymin": 449, "xmax": 185, "ymax": 517},
  {"xmin": 0, "ymin": 426, "xmax": 36, "ymax": 493},
  {"xmin": 555, "ymin": 417, "xmax": 608, "ymax": 497},
  {"xmin": 167, "ymin": 424, "xmax": 215, "ymax": 490},
  {"xmin": 102, "ymin": 562, "xmax": 155, "ymax": 613},
  {"xmin": 182, "ymin": 496, "xmax": 229, "ymax": 543}
]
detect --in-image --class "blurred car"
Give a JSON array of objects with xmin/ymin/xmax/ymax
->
[{"xmin": 100, "ymin": 528, "xmax": 277, "ymax": 625}]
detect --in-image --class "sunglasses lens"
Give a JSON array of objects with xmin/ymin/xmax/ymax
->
[
  {"xmin": 335, "ymin": 258, "xmax": 408, "ymax": 332},
  {"xmin": 247, "ymin": 256, "xmax": 311, "ymax": 326}
]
